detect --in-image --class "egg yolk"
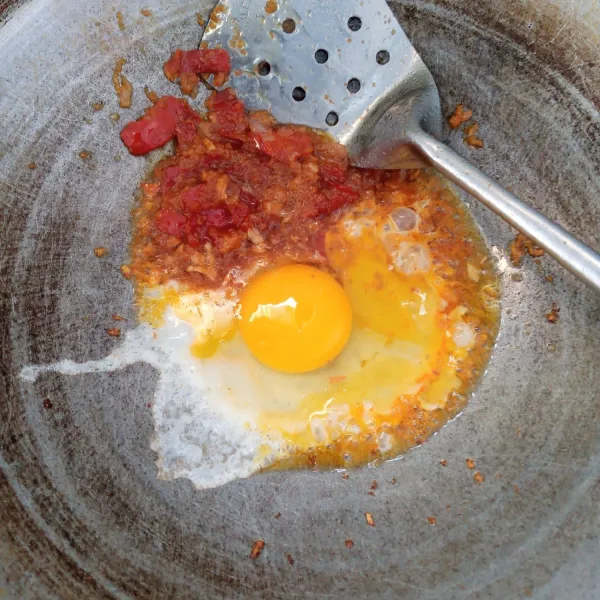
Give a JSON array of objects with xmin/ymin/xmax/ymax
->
[{"xmin": 239, "ymin": 264, "xmax": 352, "ymax": 373}]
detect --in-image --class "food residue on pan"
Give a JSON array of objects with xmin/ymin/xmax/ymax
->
[
  {"xmin": 79, "ymin": 150, "xmax": 92, "ymax": 160},
  {"xmin": 265, "ymin": 0, "xmax": 278, "ymax": 14},
  {"xmin": 112, "ymin": 314, "xmax": 127, "ymax": 322},
  {"xmin": 545, "ymin": 304, "xmax": 560, "ymax": 323},
  {"xmin": 141, "ymin": 8, "xmax": 152, "ymax": 17},
  {"xmin": 473, "ymin": 472, "xmax": 485, "ymax": 484},
  {"xmin": 428, "ymin": 516, "xmax": 437, "ymax": 525},
  {"xmin": 466, "ymin": 458, "xmax": 475, "ymax": 470},
  {"xmin": 92, "ymin": 101, "xmax": 105, "ymax": 111},
  {"xmin": 464, "ymin": 122, "xmax": 484, "ymax": 148},
  {"xmin": 116, "ymin": 11, "xmax": 125, "ymax": 31},
  {"xmin": 94, "ymin": 247, "xmax": 107, "ymax": 258},
  {"xmin": 144, "ymin": 86, "xmax": 159, "ymax": 104},
  {"xmin": 249, "ymin": 540, "xmax": 265, "ymax": 559},
  {"xmin": 112, "ymin": 58, "xmax": 133, "ymax": 109},
  {"xmin": 365, "ymin": 513, "xmax": 375, "ymax": 526},
  {"xmin": 345, "ymin": 539, "xmax": 354, "ymax": 549},
  {"xmin": 28, "ymin": 162, "xmax": 36, "ymax": 170},
  {"xmin": 509, "ymin": 233, "xmax": 545, "ymax": 267},
  {"xmin": 21, "ymin": 45, "xmax": 500, "ymax": 491},
  {"xmin": 448, "ymin": 104, "xmax": 473, "ymax": 129}
]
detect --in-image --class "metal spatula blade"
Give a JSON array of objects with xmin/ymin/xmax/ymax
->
[{"xmin": 201, "ymin": 0, "xmax": 600, "ymax": 291}]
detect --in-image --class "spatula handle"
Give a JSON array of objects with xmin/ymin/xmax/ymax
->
[{"xmin": 412, "ymin": 130, "xmax": 600, "ymax": 292}]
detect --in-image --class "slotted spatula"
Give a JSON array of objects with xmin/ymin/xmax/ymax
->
[{"xmin": 201, "ymin": 0, "xmax": 600, "ymax": 291}]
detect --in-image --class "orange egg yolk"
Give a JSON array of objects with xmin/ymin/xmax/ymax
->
[{"xmin": 239, "ymin": 264, "xmax": 352, "ymax": 373}]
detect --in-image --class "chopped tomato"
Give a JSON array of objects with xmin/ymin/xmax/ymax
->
[
  {"xmin": 206, "ymin": 89, "xmax": 248, "ymax": 140},
  {"xmin": 120, "ymin": 96, "xmax": 200, "ymax": 155},
  {"xmin": 163, "ymin": 49, "xmax": 231, "ymax": 82},
  {"xmin": 155, "ymin": 208, "xmax": 186, "ymax": 236},
  {"xmin": 251, "ymin": 130, "xmax": 314, "ymax": 163},
  {"xmin": 201, "ymin": 205, "xmax": 234, "ymax": 229},
  {"xmin": 160, "ymin": 165, "xmax": 180, "ymax": 192},
  {"xmin": 307, "ymin": 188, "xmax": 358, "ymax": 218},
  {"xmin": 181, "ymin": 183, "xmax": 212, "ymax": 214}
]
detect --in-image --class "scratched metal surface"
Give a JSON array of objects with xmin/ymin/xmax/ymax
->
[{"xmin": 0, "ymin": 0, "xmax": 599, "ymax": 598}]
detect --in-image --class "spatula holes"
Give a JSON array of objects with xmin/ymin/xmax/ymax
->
[
  {"xmin": 376, "ymin": 50, "xmax": 390, "ymax": 65},
  {"xmin": 282, "ymin": 18, "xmax": 296, "ymax": 33},
  {"xmin": 347, "ymin": 16, "xmax": 362, "ymax": 31},
  {"xmin": 257, "ymin": 61, "xmax": 271, "ymax": 76},
  {"xmin": 292, "ymin": 87, "xmax": 306, "ymax": 101},
  {"xmin": 325, "ymin": 111, "xmax": 339, "ymax": 126},
  {"xmin": 315, "ymin": 49, "xmax": 329, "ymax": 64},
  {"xmin": 347, "ymin": 78, "xmax": 360, "ymax": 93}
]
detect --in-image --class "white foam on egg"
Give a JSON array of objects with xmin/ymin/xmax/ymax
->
[{"xmin": 20, "ymin": 319, "xmax": 281, "ymax": 490}]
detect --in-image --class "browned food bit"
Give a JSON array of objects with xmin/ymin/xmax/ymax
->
[
  {"xmin": 465, "ymin": 458, "xmax": 475, "ymax": 470},
  {"xmin": 545, "ymin": 304, "xmax": 560, "ymax": 324},
  {"xmin": 28, "ymin": 162, "xmax": 36, "ymax": 170},
  {"xmin": 79, "ymin": 150, "xmax": 92, "ymax": 160},
  {"xmin": 106, "ymin": 328, "xmax": 121, "ymax": 337},
  {"xmin": 112, "ymin": 314, "xmax": 127, "ymax": 321},
  {"xmin": 545, "ymin": 274, "xmax": 554, "ymax": 283},
  {"xmin": 465, "ymin": 134, "xmax": 484, "ymax": 149},
  {"xmin": 345, "ymin": 539, "xmax": 354, "ymax": 549},
  {"xmin": 196, "ymin": 12, "xmax": 206, "ymax": 26},
  {"xmin": 42, "ymin": 398, "xmax": 53, "ymax": 409},
  {"xmin": 365, "ymin": 512, "xmax": 375, "ymax": 526},
  {"xmin": 249, "ymin": 540, "xmax": 265, "ymax": 559},
  {"xmin": 464, "ymin": 122, "xmax": 479, "ymax": 136},
  {"xmin": 94, "ymin": 247, "xmax": 107, "ymax": 258},
  {"xmin": 144, "ymin": 86, "xmax": 159, "ymax": 104},
  {"xmin": 120, "ymin": 264, "xmax": 132, "ymax": 278},
  {"xmin": 342, "ymin": 472, "xmax": 349, "ymax": 480},
  {"xmin": 370, "ymin": 480, "xmax": 378, "ymax": 491},
  {"xmin": 207, "ymin": 3, "xmax": 226, "ymax": 31},
  {"xmin": 509, "ymin": 233, "xmax": 545, "ymax": 267},
  {"xmin": 428, "ymin": 516, "xmax": 437, "ymax": 525},
  {"xmin": 265, "ymin": 0, "xmax": 278, "ymax": 13},
  {"xmin": 112, "ymin": 58, "xmax": 133, "ymax": 109},
  {"xmin": 473, "ymin": 472, "xmax": 485, "ymax": 484},
  {"xmin": 440, "ymin": 459, "xmax": 447, "ymax": 467},
  {"xmin": 390, "ymin": 477, "xmax": 397, "ymax": 484},
  {"xmin": 91, "ymin": 101, "xmax": 105, "ymax": 111},
  {"xmin": 109, "ymin": 113, "xmax": 121, "ymax": 122},
  {"xmin": 116, "ymin": 11, "xmax": 125, "ymax": 30},
  {"xmin": 513, "ymin": 483, "xmax": 520, "ymax": 495},
  {"xmin": 273, "ymin": 512, "xmax": 281, "ymax": 519},
  {"xmin": 286, "ymin": 553, "xmax": 294, "ymax": 566},
  {"xmin": 140, "ymin": 8, "xmax": 152, "ymax": 17},
  {"xmin": 448, "ymin": 104, "xmax": 473, "ymax": 129}
]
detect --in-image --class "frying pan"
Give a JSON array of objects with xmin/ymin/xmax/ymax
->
[{"xmin": 1, "ymin": 0, "xmax": 598, "ymax": 598}]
